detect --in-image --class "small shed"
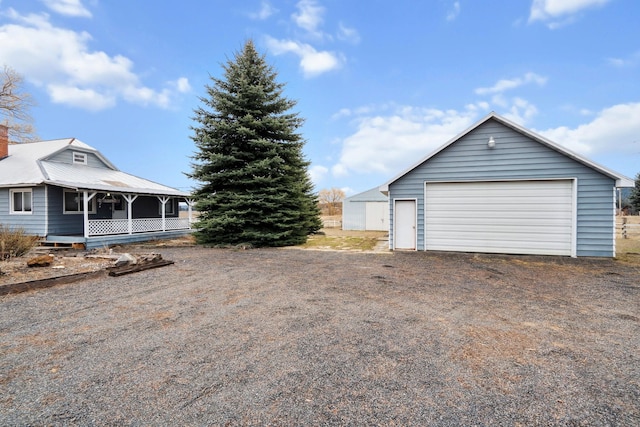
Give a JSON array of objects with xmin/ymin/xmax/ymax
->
[
  {"xmin": 342, "ymin": 187, "xmax": 389, "ymax": 231},
  {"xmin": 380, "ymin": 112, "xmax": 634, "ymax": 257}
]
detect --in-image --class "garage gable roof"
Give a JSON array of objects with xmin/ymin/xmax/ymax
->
[{"xmin": 380, "ymin": 112, "xmax": 634, "ymax": 192}]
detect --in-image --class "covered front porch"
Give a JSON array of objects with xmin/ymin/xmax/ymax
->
[{"xmin": 44, "ymin": 190, "xmax": 195, "ymax": 250}]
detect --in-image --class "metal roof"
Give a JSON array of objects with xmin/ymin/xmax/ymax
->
[
  {"xmin": 344, "ymin": 187, "xmax": 388, "ymax": 203},
  {"xmin": 0, "ymin": 138, "xmax": 189, "ymax": 197},
  {"xmin": 380, "ymin": 112, "xmax": 635, "ymax": 193}
]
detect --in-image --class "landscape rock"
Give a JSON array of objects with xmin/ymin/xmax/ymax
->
[
  {"xmin": 114, "ymin": 253, "xmax": 137, "ymax": 267},
  {"xmin": 27, "ymin": 254, "xmax": 54, "ymax": 268}
]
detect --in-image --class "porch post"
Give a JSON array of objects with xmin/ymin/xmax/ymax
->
[
  {"xmin": 186, "ymin": 198, "xmax": 195, "ymax": 226},
  {"xmin": 83, "ymin": 191, "xmax": 97, "ymax": 238},
  {"xmin": 123, "ymin": 194, "xmax": 138, "ymax": 234},
  {"xmin": 157, "ymin": 196, "xmax": 169, "ymax": 232}
]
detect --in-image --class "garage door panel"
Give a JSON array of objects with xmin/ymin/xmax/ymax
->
[
  {"xmin": 427, "ymin": 229, "xmax": 572, "ymax": 242},
  {"xmin": 425, "ymin": 180, "xmax": 574, "ymax": 256},
  {"xmin": 425, "ymin": 240, "xmax": 571, "ymax": 256}
]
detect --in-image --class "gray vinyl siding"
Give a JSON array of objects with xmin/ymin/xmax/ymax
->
[
  {"xmin": 46, "ymin": 186, "xmax": 84, "ymax": 235},
  {"xmin": 0, "ymin": 186, "xmax": 47, "ymax": 235},
  {"xmin": 47, "ymin": 149, "xmax": 107, "ymax": 168},
  {"xmin": 388, "ymin": 119, "xmax": 616, "ymax": 257}
]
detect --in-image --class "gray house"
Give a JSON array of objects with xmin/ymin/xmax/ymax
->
[
  {"xmin": 380, "ymin": 112, "xmax": 634, "ymax": 257},
  {"xmin": 0, "ymin": 125, "xmax": 193, "ymax": 249},
  {"xmin": 342, "ymin": 187, "xmax": 389, "ymax": 231}
]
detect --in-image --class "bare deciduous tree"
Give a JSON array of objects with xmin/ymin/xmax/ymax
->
[
  {"xmin": 0, "ymin": 66, "xmax": 38, "ymax": 142},
  {"xmin": 318, "ymin": 187, "xmax": 345, "ymax": 216}
]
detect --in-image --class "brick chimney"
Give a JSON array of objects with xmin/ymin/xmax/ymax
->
[{"xmin": 0, "ymin": 124, "xmax": 8, "ymax": 160}]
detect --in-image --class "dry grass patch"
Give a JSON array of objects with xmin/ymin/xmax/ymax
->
[
  {"xmin": 302, "ymin": 229, "xmax": 387, "ymax": 251},
  {"xmin": 616, "ymin": 216, "xmax": 640, "ymax": 264}
]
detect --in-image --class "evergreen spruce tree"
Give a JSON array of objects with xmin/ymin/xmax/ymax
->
[
  {"xmin": 629, "ymin": 172, "xmax": 640, "ymax": 212},
  {"xmin": 188, "ymin": 40, "xmax": 322, "ymax": 247}
]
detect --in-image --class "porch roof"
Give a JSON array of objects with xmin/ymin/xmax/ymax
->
[{"xmin": 42, "ymin": 161, "xmax": 189, "ymax": 197}]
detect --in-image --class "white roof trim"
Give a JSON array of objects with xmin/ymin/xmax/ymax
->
[{"xmin": 380, "ymin": 112, "xmax": 634, "ymax": 193}]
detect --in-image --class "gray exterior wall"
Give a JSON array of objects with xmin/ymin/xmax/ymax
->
[
  {"xmin": 47, "ymin": 149, "xmax": 106, "ymax": 168},
  {"xmin": 0, "ymin": 186, "xmax": 48, "ymax": 235},
  {"xmin": 388, "ymin": 119, "xmax": 616, "ymax": 257},
  {"xmin": 46, "ymin": 185, "xmax": 83, "ymax": 235}
]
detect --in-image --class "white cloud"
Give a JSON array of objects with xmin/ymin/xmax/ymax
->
[
  {"xmin": 475, "ymin": 72, "xmax": 547, "ymax": 95},
  {"xmin": 174, "ymin": 77, "xmax": 192, "ymax": 93},
  {"xmin": 337, "ymin": 22, "xmax": 360, "ymax": 44},
  {"xmin": 341, "ymin": 187, "xmax": 355, "ymax": 196},
  {"xmin": 536, "ymin": 102, "xmax": 640, "ymax": 156},
  {"xmin": 41, "ymin": 0, "xmax": 92, "ymax": 18},
  {"xmin": 331, "ymin": 104, "xmax": 489, "ymax": 176},
  {"xmin": 446, "ymin": 1, "xmax": 461, "ymax": 22},
  {"xmin": 265, "ymin": 36, "xmax": 342, "ymax": 77},
  {"xmin": 502, "ymin": 97, "xmax": 539, "ymax": 125},
  {"xmin": 529, "ymin": 0, "xmax": 610, "ymax": 27},
  {"xmin": 292, "ymin": 0, "xmax": 324, "ymax": 35},
  {"xmin": 250, "ymin": 0, "xmax": 276, "ymax": 20},
  {"xmin": 48, "ymin": 84, "xmax": 115, "ymax": 110},
  {"xmin": 607, "ymin": 50, "xmax": 640, "ymax": 68},
  {"xmin": 0, "ymin": 9, "xmax": 189, "ymax": 111},
  {"xmin": 308, "ymin": 165, "xmax": 329, "ymax": 186}
]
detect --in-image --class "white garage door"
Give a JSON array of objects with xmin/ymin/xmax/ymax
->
[{"xmin": 425, "ymin": 180, "xmax": 574, "ymax": 256}]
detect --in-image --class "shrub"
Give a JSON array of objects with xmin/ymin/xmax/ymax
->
[{"xmin": 0, "ymin": 226, "xmax": 39, "ymax": 260}]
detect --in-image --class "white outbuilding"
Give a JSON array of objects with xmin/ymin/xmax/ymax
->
[{"xmin": 342, "ymin": 187, "xmax": 389, "ymax": 231}]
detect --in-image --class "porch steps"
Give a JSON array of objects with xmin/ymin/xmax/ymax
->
[{"xmin": 36, "ymin": 239, "xmax": 86, "ymax": 251}]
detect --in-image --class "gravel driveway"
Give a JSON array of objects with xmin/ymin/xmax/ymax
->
[{"xmin": 1, "ymin": 247, "xmax": 639, "ymax": 426}]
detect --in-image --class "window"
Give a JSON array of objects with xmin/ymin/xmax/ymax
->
[
  {"xmin": 114, "ymin": 195, "xmax": 125, "ymax": 212},
  {"xmin": 159, "ymin": 198, "xmax": 175, "ymax": 215},
  {"xmin": 72, "ymin": 152, "xmax": 87, "ymax": 165},
  {"xmin": 64, "ymin": 190, "xmax": 96, "ymax": 214},
  {"xmin": 10, "ymin": 189, "xmax": 32, "ymax": 214}
]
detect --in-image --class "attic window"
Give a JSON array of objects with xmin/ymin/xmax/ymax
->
[{"xmin": 73, "ymin": 152, "xmax": 87, "ymax": 165}]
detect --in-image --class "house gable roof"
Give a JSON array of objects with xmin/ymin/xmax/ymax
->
[
  {"xmin": 379, "ymin": 112, "xmax": 634, "ymax": 193},
  {"xmin": 0, "ymin": 138, "xmax": 189, "ymax": 197}
]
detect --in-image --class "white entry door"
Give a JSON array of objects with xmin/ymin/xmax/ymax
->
[{"xmin": 394, "ymin": 200, "xmax": 416, "ymax": 250}]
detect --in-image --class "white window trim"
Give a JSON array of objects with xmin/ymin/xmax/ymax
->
[
  {"xmin": 9, "ymin": 188, "xmax": 33, "ymax": 215},
  {"xmin": 63, "ymin": 190, "xmax": 96, "ymax": 214},
  {"xmin": 159, "ymin": 198, "xmax": 175, "ymax": 215},
  {"xmin": 72, "ymin": 151, "xmax": 88, "ymax": 165}
]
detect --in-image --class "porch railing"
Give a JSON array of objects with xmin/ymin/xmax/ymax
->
[{"xmin": 88, "ymin": 218, "xmax": 190, "ymax": 236}]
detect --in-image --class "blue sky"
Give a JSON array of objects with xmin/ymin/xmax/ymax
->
[{"xmin": 1, "ymin": 0, "xmax": 639, "ymax": 195}]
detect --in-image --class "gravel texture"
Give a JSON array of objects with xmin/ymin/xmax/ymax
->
[{"xmin": 1, "ymin": 247, "xmax": 639, "ymax": 426}]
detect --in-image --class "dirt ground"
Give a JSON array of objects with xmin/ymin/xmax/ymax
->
[{"xmin": 1, "ymin": 241, "xmax": 639, "ymax": 425}]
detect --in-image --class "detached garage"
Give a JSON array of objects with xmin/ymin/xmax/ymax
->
[
  {"xmin": 381, "ymin": 113, "xmax": 634, "ymax": 257},
  {"xmin": 342, "ymin": 187, "xmax": 389, "ymax": 231}
]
